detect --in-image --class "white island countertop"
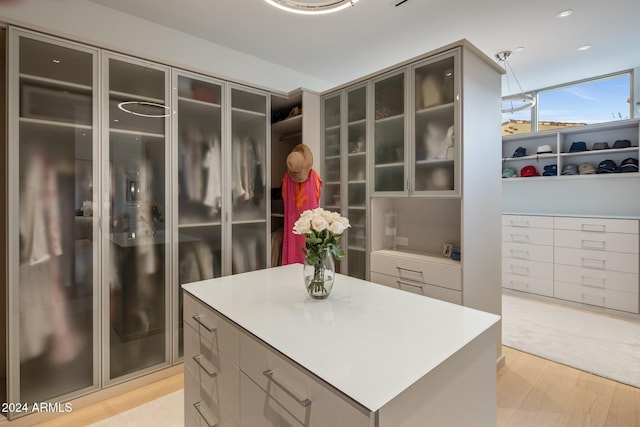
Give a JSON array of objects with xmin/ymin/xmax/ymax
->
[{"xmin": 182, "ymin": 263, "xmax": 500, "ymax": 412}]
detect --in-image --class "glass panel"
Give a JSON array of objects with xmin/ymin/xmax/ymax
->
[
  {"xmin": 323, "ymin": 94, "xmax": 341, "ymax": 210},
  {"xmin": 374, "ymin": 73, "xmax": 404, "ymax": 192},
  {"xmin": 414, "ymin": 56, "xmax": 456, "ymax": 192},
  {"xmin": 537, "ymin": 73, "xmax": 631, "ymax": 131},
  {"xmin": 346, "ymin": 86, "xmax": 368, "ymax": 278},
  {"xmin": 176, "ymin": 75, "xmax": 223, "ymax": 357},
  {"xmin": 17, "ymin": 35, "xmax": 95, "ymax": 404},
  {"xmin": 230, "ymin": 88, "xmax": 267, "ymax": 274},
  {"xmin": 107, "ymin": 57, "xmax": 167, "ymax": 379},
  {"xmin": 502, "ymin": 106, "xmax": 532, "ymax": 136}
]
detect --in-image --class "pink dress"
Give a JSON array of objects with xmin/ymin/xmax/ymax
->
[{"xmin": 281, "ymin": 169, "xmax": 322, "ymax": 265}]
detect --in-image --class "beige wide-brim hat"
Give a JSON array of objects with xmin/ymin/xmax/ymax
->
[{"xmin": 286, "ymin": 144, "xmax": 313, "ymax": 183}]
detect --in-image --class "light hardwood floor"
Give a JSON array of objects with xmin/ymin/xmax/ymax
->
[{"xmin": 23, "ymin": 346, "xmax": 640, "ymax": 427}]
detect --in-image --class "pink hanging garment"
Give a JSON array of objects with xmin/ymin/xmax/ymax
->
[{"xmin": 281, "ymin": 169, "xmax": 322, "ymax": 265}]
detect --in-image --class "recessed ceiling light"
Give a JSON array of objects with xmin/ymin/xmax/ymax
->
[
  {"xmin": 556, "ymin": 9, "xmax": 573, "ymax": 18},
  {"xmin": 577, "ymin": 44, "xmax": 592, "ymax": 51},
  {"xmin": 52, "ymin": 59, "xmax": 61, "ymax": 64}
]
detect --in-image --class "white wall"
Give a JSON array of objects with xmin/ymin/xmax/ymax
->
[{"xmin": 0, "ymin": 0, "xmax": 333, "ymax": 93}]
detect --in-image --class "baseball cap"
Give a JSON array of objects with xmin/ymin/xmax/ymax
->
[
  {"xmin": 619, "ymin": 157, "xmax": 638, "ymax": 173},
  {"xmin": 569, "ymin": 141, "xmax": 588, "ymax": 152},
  {"xmin": 502, "ymin": 167, "xmax": 516, "ymax": 178},
  {"xmin": 578, "ymin": 162, "xmax": 596, "ymax": 175},
  {"xmin": 512, "ymin": 146, "xmax": 527, "ymax": 158},
  {"xmin": 537, "ymin": 144, "xmax": 553, "ymax": 154},
  {"xmin": 520, "ymin": 165, "xmax": 539, "ymax": 177},
  {"xmin": 561, "ymin": 163, "xmax": 579, "ymax": 175},
  {"xmin": 612, "ymin": 139, "xmax": 631, "ymax": 149},
  {"xmin": 596, "ymin": 159, "xmax": 618, "ymax": 174},
  {"xmin": 542, "ymin": 164, "xmax": 557, "ymax": 176},
  {"xmin": 592, "ymin": 142, "xmax": 610, "ymax": 150}
]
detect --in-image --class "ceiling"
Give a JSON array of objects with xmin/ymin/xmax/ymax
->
[{"xmin": 87, "ymin": 0, "xmax": 640, "ymax": 95}]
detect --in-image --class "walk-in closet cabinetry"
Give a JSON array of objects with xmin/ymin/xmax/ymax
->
[
  {"xmin": 372, "ymin": 52, "xmax": 459, "ymax": 196},
  {"xmin": 502, "ymin": 214, "xmax": 640, "ymax": 313},
  {"xmin": 5, "ymin": 27, "xmax": 270, "ymax": 421},
  {"xmin": 501, "ymin": 215, "xmax": 555, "ymax": 297},
  {"xmin": 8, "ymin": 30, "xmax": 99, "ymax": 417},
  {"xmin": 321, "ymin": 84, "xmax": 369, "ymax": 279},
  {"xmin": 501, "ymin": 119, "xmax": 640, "ymax": 178}
]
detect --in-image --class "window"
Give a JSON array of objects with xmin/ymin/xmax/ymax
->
[{"xmin": 501, "ymin": 72, "xmax": 632, "ymax": 136}]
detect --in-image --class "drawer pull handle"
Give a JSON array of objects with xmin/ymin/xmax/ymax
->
[
  {"xmin": 510, "ymin": 280, "xmax": 529, "ymax": 289},
  {"xmin": 193, "ymin": 355, "xmax": 217, "ymax": 378},
  {"xmin": 582, "ymin": 276, "xmax": 605, "ymax": 288},
  {"xmin": 193, "ymin": 315, "xmax": 216, "ymax": 333},
  {"xmin": 397, "ymin": 280, "xmax": 424, "ymax": 290},
  {"xmin": 582, "ymin": 224, "xmax": 605, "ymax": 233},
  {"xmin": 581, "ymin": 293, "xmax": 605, "ymax": 306},
  {"xmin": 510, "ymin": 265, "xmax": 530, "ymax": 276},
  {"xmin": 193, "ymin": 402, "xmax": 218, "ymax": 427},
  {"xmin": 510, "ymin": 233, "xmax": 529, "ymax": 243},
  {"xmin": 581, "ymin": 239, "xmax": 605, "ymax": 250},
  {"xmin": 396, "ymin": 266, "xmax": 423, "ymax": 275},
  {"xmin": 263, "ymin": 369, "xmax": 312, "ymax": 408},
  {"xmin": 510, "ymin": 220, "xmax": 530, "ymax": 228},
  {"xmin": 510, "ymin": 249, "xmax": 530, "ymax": 259},
  {"xmin": 581, "ymin": 258, "xmax": 606, "ymax": 270}
]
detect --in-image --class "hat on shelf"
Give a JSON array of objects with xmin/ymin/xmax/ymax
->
[
  {"xmin": 502, "ymin": 167, "xmax": 516, "ymax": 178},
  {"xmin": 520, "ymin": 165, "xmax": 539, "ymax": 177},
  {"xmin": 569, "ymin": 141, "xmax": 588, "ymax": 152},
  {"xmin": 561, "ymin": 163, "xmax": 579, "ymax": 175},
  {"xmin": 286, "ymin": 143, "xmax": 314, "ymax": 183},
  {"xmin": 578, "ymin": 162, "xmax": 596, "ymax": 175},
  {"xmin": 542, "ymin": 164, "xmax": 557, "ymax": 176},
  {"xmin": 512, "ymin": 146, "xmax": 527, "ymax": 158},
  {"xmin": 596, "ymin": 159, "xmax": 618, "ymax": 174},
  {"xmin": 537, "ymin": 144, "xmax": 553, "ymax": 154},
  {"xmin": 619, "ymin": 157, "xmax": 638, "ymax": 173},
  {"xmin": 612, "ymin": 139, "xmax": 631, "ymax": 149},
  {"xmin": 592, "ymin": 141, "xmax": 610, "ymax": 150}
]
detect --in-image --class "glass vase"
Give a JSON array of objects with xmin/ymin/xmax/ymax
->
[{"xmin": 303, "ymin": 249, "xmax": 335, "ymax": 300}]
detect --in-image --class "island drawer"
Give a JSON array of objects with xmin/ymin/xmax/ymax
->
[
  {"xmin": 184, "ymin": 292, "xmax": 240, "ymax": 364},
  {"xmin": 239, "ymin": 331, "xmax": 370, "ymax": 427}
]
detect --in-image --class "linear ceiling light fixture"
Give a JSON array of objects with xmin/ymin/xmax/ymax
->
[
  {"xmin": 263, "ymin": 0, "xmax": 359, "ymax": 15},
  {"xmin": 495, "ymin": 50, "xmax": 536, "ymax": 114}
]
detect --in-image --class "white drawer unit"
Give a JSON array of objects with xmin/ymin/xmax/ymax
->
[
  {"xmin": 502, "ymin": 273, "xmax": 554, "ymax": 297},
  {"xmin": 503, "ymin": 215, "xmax": 640, "ymax": 313},
  {"xmin": 184, "ymin": 293, "xmax": 241, "ymax": 427},
  {"xmin": 554, "ymin": 281, "xmax": 639, "ymax": 314},
  {"xmin": 502, "ymin": 214, "xmax": 554, "ymax": 229},
  {"xmin": 502, "ymin": 241, "xmax": 554, "ymax": 263},
  {"xmin": 554, "ymin": 229, "xmax": 638, "ymax": 254},
  {"xmin": 502, "ymin": 226, "xmax": 554, "ymax": 246},
  {"xmin": 370, "ymin": 250, "xmax": 462, "ymax": 304},
  {"xmin": 502, "ymin": 215, "xmax": 554, "ymax": 298},
  {"xmin": 554, "ymin": 216, "xmax": 639, "ymax": 234},
  {"xmin": 239, "ymin": 331, "xmax": 370, "ymax": 427}
]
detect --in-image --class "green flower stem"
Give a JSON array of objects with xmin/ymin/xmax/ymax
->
[{"xmin": 307, "ymin": 262, "xmax": 327, "ymax": 296}]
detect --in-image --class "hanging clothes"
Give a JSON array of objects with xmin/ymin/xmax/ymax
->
[
  {"xmin": 202, "ymin": 131, "xmax": 222, "ymax": 213},
  {"xmin": 281, "ymin": 169, "xmax": 322, "ymax": 265}
]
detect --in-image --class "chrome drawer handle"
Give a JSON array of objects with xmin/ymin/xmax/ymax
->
[
  {"xmin": 193, "ymin": 402, "xmax": 217, "ymax": 427},
  {"xmin": 582, "ymin": 224, "xmax": 605, "ymax": 233},
  {"xmin": 581, "ymin": 239, "xmax": 605, "ymax": 250},
  {"xmin": 581, "ymin": 258, "xmax": 606, "ymax": 270},
  {"xmin": 397, "ymin": 280, "xmax": 423, "ymax": 290},
  {"xmin": 510, "ymin": 249, "xmax": 530, "ymax": 259},
  {"xmin": 510, "ymin": 220, "xmax": 530, "ymax": 228},
  {"xmin": 510, "ymin": 233, "xmax": 529, "ymax": 243},
  {"xmin": 193, "ymin": 314, "xmax": 216, "ymax": 333},
  {"xmin": 582, "ymin": 275, "xmax": 605, "ymax": 288},
  {"xmin": 510, "ymin": 265, "xmax": 530, "ymax": 276},
  {"xmin": 396, "ymin": 266, "xmax": 423, "ymax": 275},
  {"xmin": 262, "ymin": 369, "xmax": 312, "ymax": 408},
  {"xmin": 193, "ymin": 355, "xmax": 217, "ymax": 378}
]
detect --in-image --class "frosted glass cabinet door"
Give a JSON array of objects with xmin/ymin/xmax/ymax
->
[
  {"xmin": 104, "ymin": 54, "xmax": 170, "ymax": 381},
  {"xmin": 322, "ymin": 93, "xmax": 342, "ymax": 211},
  {"xmin": 9, "ymin": 30, "xmax": 99, "ymax": 416},
  {"xmin": 412, "ymin": 52, "xmax": 459, "ymax": 194},
  {"xmin": 346, "ymin": 85, "xmax": 367, "ymax": 279},
  {"xmin": 373, "ymin": 71, "xmax": 406, "ymax": 193},
  {"xmin": 230, "ymin": 86, "xmax": 268, "ymax": 274},
  {"xmin": 174, "ymin": 73, "xmax": 223, "ymax": 358}
]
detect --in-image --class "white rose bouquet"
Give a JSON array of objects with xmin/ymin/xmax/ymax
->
[{"xmin": 293, "ymin": 208, "xmax": 350, "ymax": 296}]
